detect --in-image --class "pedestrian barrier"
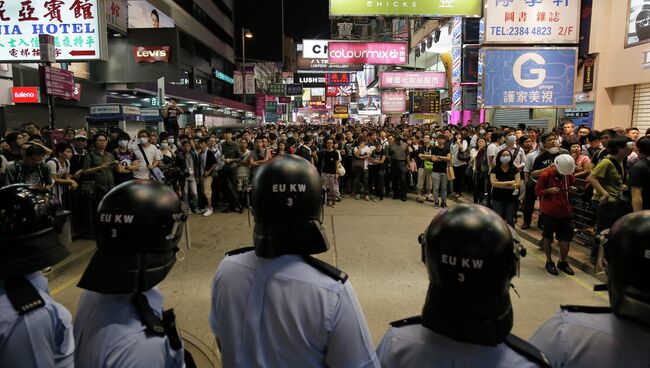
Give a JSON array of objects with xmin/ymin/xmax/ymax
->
[{"xmin": 569, "ymin": 178, "xmax": 597, "ymax": 247}]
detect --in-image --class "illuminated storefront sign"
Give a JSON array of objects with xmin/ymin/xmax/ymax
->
[
  {"xmin": 328, "ymin": 42, "xmax": 407, "ymax": 65},
  {"xmin": 0, "ymin": 0, "xmax": 106, "ymax": 62},
  {"xmin": 480, "ymin": 48, "xmax": 577, "ymax": 108},
  {"xmin": 329, "ymin": 0, "xmax": 482, "ymax": 17},
  {"xmin": 379, "ymin": 71, "xmax": 446, "ymax": 89}
]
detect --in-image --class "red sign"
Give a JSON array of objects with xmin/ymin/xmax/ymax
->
[
  {"xmin": 327, "ymin": 86, "xmax": 351, "ymax": 97},
  {"xmin": 278, "ymin": 96, "xmax": 291, "ymax": 104},
  {"xmin": 72, "ymin": 83, "xmax": 82, "ymax": 101},
  {"xmin": 327, "ymin": 73, "xmax": 350, "ymax": 86},
  {"xmin": 11, "ymin": 87, "xmax": 41, "ymax": 104},
  {"xmin": 133, "ymin": 46, "xmax": 171, "ymax": 63},
  {"xmin": 39, "ymin": 65, "xmax": 75, "ymax": 99}
]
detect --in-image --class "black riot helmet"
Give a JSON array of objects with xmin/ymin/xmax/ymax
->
[
  {"xmin": 0, "ymin": 185, "xmax": 70, "ymax": 280},
  {"xmin": 251, "ymin": 155, "xmax": 329, "ymax": 258},
  {"xmin": 605, "ymin": 211, "xmax": 650, "ymax": 328},
  {"xmin": 78, "ymin": 180, "xmax": 188, "ymax": 294},
  {"xmin": 419, "ymin": 204, "xmax": 521, "ymax": 346}
]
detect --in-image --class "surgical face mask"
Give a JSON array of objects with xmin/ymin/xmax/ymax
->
[
  {"xmin": 507, "ymin": 135, "xmax": 517, "ymax": 144},
  {"xmin": 118, "ymin": 140, "xmax": 128, "ymax": 148},
  {"xmin": 196, "ymin": 132, "xmax": 203, "ymax": 138},
  {"xmin": 479, "ymin": 130, "xmax": 486, "ymax": 135},
  {"xmin": 500, "ymin": 156, "xmax": 511, "ymax": 164},
  {"xmin": 548, "ymin": 147, "xmax": 559, "ymax": 154},
  {"xmin": 138, "ymin": 137, "xmax": 149, "ymax": 145},
  {"xmin": 168, "ymin": 138, "xmax": 175, "ymax": 144},
  {"xmin": 160, "ymin": 143, "xmax": 169, "ymax": 149}
]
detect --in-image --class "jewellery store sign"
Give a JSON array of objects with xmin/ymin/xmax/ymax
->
[{"xmin": 0, "ymin": 0, "xmax": 107, "ymax": 62}]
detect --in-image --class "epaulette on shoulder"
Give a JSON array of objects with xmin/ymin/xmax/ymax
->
[
  {"xmin": 505, "ymin": 334, "xmax": 552, "ymax": 368},
  {"xmin": 389, "ymin": 316, "xmax": 422, "ymax": 328},
  {"xmin": 225, "ymin": 246, "xmax": 255, "ymax": 257},
  {"xmin": 561, "ymin": 305, "xmax": 613, "ymax": 314},
  {"xmin": 301, "ymin": 255, "xmax": 348, "ymax": 283}
]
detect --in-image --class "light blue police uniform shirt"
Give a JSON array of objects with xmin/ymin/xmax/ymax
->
[
  {"xmin": 209, "ymin": 251, "xmax": 380, "ymax": 368},
  {"xmin": 0, "ymin": 272, "xmax": 75, "ymax": 368},
  {"xmin": 74, "ymin": 287, "xmax": 184, "ymax": 368},
  {"xmin": 376, "ymin": 324, "xmax": 543, "ymax": 368},
  {"xmin": 530, "ymin": 309, "xmax": 650, "ymax": 368}
]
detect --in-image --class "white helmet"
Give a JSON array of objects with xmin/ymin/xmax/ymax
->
[{"xmin": 554, "ymin": 154, "xmax": 575, "ymax": 175}]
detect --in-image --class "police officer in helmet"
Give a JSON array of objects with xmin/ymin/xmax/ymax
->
[
  {"xmin": 530, "ymin": 211, "xmax": 650, "ymax": 367},
  {"xmin": 210, "ymin": 155, "xmax": 380, "ymax": 367},
  {"xmin": 74, "ymin": 180, "xmax": 193, "ymax": 367},
  {"xmin": 376, "ymin": 204, "xmax": 550, "ymax": 367},
  {"xmin": 0, "ymin": 184, "xmax": 75, "ymax": 367}
]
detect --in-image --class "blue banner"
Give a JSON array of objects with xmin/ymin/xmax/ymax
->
[{"xmin": 481, "ymin": 48, "xmax": 577, "ymax": 108}]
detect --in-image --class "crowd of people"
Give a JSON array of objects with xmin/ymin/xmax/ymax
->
[{"xmin": 1, "ymin": 119, "xmax": 649, "ymax": 264}]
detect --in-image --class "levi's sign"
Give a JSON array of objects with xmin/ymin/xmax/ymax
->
[
  {"xmin": 133, "ymin": 46, "xmax": 170, "ymax": 63},
  {"xmin": 11, "ymin": 87, "xmax": 41, "ymax": 103},
  {"xmin": 0, "ymin": 0, "xmax": 106, "ymax": 62},
  {"xmin": 328, "ymin": 42, "xmax": 407, "ymax": 65}
]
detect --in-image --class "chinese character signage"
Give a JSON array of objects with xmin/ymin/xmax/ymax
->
[
  {"xmin": 411, "ymin": 91, "xmax": 440, "ymax": 114},
  {"xmin": 626, "ymin": 0, "xmax": 650, "ymax": 48},
  {"xmin": 106, "ymin": 0, "xmax": 126, "ymax": 34},
  {"xmin": 379, "ymin": 71, "xmax": 446, "ymax": 89},
  {"xmin": 268, "ymin": 83, "xmax": 286, "ymax": 96},
  {"xmin": 327, "ymin": 86, "xmax": 352, "ymax": 97},
  {"xmin": 296, "ymin": 53, "xmax": 363, "ymax": 72},
  {"xmin": 480, "ymin": 48, "xmax": 577, "ymax": 108},
  {"xmin": 583, "ymin": 57, "xmax": 594, "ymax": 92},
  {"xmin": 39, "ymin": 64, "xmax": 75, "ymax": 99},
  {"xmin": 381, "ymin": 91, "xmax": 407, "ymax": 114},
  {"xmin": 328, "ymin": 42, "xmax": 408, "ymax": 65},
  {"xmin": 329, "ymin": 0, "xmax": 482, "ymax": 17},
  {"xmin": 485, "ymin": 0, "xmax": 580, "ymax": 44},
  {"xmin": 294, "ymin": 73, "xmax": 326, "ymax": 88},
  {"xmin": 265, "ymin": 101, "xmax": 277, "ymax": 113},
  {"xmin": 0, "ymin": 0, "xmax": 107, "ymax": 62},
  {"xmin": 327, "ymin": 73, "xmax": 350, "ymax": 86}
]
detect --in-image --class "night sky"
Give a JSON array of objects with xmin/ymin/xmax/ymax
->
[{"xmin": 235, "ymin": 0, "xmax": 330, "ymax": 62}]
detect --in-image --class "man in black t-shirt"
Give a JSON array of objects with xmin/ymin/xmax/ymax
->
[
  {"xmin": 531, "ymin": 133, "xmax": 569, "ymax": 181},
  {"xmin": 430, "ymin": 134, "xmax": 451, "ymax": 208},
  {"xmin": 629, "ymin": 136, "xmax": 650, "ymax": 211},
  {"xmin": 163, "ymin": 99, "xmax": 184, "ymax": 136}
]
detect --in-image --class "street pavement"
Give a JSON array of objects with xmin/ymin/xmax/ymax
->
[{"xmin": 49, "ymin": 194, "xmax": 609, "ymax": 367}]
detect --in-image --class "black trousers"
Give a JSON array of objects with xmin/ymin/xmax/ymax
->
[
  {"xmin": 523, "ymin": 181, "xmax": 537, "ymax": 226},
  {"xmin": 391, "ymin": 160, "xmax": 407, "ymax": 199},
  {"xmin": 223, "ymin": 166, "xmax": 240, "ymax": 209},
  {"xmin": 369, "ymin": 165, "xmax": 385, "ymax": 198}
]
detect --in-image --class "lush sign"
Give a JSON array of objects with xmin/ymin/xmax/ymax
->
[
  {"xmin": 0, "ymin": 0, "xmax": 106, "ymax": 62},
  {"xmin": 330, "ymin": 0, "xmax": 482, "ymax": 17},
  {"xmin": 480, "ymin": 48, "xmax": 577, "ymax": 108}
]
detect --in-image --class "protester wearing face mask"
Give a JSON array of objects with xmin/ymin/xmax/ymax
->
[
  {"xmin": 132, "ymin": 129, "xmax": 163, "ymax": 180},
  {"xmin": 112, "ymin": 134, "xmax": 139, "ymax": 185},
  {"xmin": 489, "ymin": 149, "xmax": 520, "ymax": 226}
]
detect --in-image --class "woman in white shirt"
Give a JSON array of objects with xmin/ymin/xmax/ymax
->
[{"xmin": 450, "ymin": 132, "xmax": 469, "ymax": 199}]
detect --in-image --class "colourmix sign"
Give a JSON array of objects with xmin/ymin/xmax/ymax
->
[
  {"xmin": 329, "ymin": 0, "xmax": 482, "ymax": 17},
  {"xmin": 0, "ymin": 0, "xmax": 107, "ymax": 62},
  {"xmin": 328, "ymin": 42, "xmax": 407, "ymax": 65},
  {"xmin": 480, "ymin": 48, "xmax": 577, "ymax": 108}
]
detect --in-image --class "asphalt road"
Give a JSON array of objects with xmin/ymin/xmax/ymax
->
[{"xmin": 49, "ymin": 195, "xmax": 609, "ymax": 367}]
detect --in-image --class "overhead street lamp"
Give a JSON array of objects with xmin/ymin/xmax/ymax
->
[{"xmin": 242, "ymin": 28, "xmax": 253, "ymax": 107}]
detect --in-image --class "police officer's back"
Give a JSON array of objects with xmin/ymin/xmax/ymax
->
[
  {"xmin": 209, "ymin": 155, "xmax": 380, "ymax": 367},
  {"xmin": 376, "ymin": 204, "xmax": 550, "ymax": 368},
  {"xmin": 73, "ymin": 180, "xmax": 191, "ymax": 367},
  {"xmin": 0, "ymin": 185, "xmax": 75, "ymax": 368},
  {"xmin": 530, "ymin": 211, "xmax": 650, "ymax": 367}
]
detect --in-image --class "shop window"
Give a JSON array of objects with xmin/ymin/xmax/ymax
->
[
  {"xmin": 632, "ymin": 84, "xmax": 650, "ymax": 133},
  {"xmin": 195, "ymin": 72, "xmax": 210, "ymax": 93},
  {"xmin": 179, "ymin": 69, "xmax": 192, "ymax": 87},
  {"xmin": 180, "ymin": 31, "xmax": 192, "ymax": 52}
]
